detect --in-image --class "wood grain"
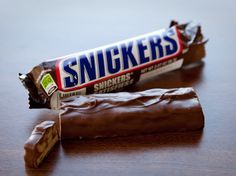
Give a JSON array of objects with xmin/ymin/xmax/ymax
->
[{"xmin": 1, "ymin": 0, "xmax": 236, "ymax": 175}]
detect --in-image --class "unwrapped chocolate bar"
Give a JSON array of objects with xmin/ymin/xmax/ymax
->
[
  {"xmin": 24, "ymin": 87, "xmax": 204, "ymax": 167},
  {"xmin": 59, "ymin": 87, "xmax": 204, "ymax": 139},
  {"xmin": 19, "ymin": 21, "xmax": 207, "ymax": 109}
]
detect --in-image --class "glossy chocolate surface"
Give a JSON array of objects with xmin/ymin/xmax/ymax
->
[{"xmin": 60, "ymin": 88, "xmax": 204, "ymax": 139}]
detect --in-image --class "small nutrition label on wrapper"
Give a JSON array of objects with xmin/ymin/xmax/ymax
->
[{"xmin": 40, "ymin": 73, "xmax": 58, "ymax": 96}]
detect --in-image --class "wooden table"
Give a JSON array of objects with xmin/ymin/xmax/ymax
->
[{"xmin": 1, "ymin": 0, "xmax": 236, "ymax": 175}]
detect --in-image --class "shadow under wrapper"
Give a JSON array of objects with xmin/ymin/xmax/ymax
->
[{"xmin": 129, "ymin": 61, "xmax": 204, "ymax": 91}]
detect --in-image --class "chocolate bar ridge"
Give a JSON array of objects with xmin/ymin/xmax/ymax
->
[{"xmin": 60, "ymin": 88, "xmax": 204, "ymax": 139}]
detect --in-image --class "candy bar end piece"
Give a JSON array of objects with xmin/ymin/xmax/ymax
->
[{"xmin": 24, "ymin": 121, "xmax": 59, "ymax": 168}]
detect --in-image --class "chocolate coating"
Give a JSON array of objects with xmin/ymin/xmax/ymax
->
[
  {"xmin": 24, "ymin": 121, "xmax": 59, "ymax": 168},
  {"xmin": 60, "ymin": 88, "xmax": 204, "ymax": 139}
]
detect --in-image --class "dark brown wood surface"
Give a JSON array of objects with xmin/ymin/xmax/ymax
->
[{"xmin": 1, "ymin": 1, "xmax": 236, "ymax": 175}]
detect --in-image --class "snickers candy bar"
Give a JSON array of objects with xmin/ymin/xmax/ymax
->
[
  {"xmin": 19, "ymin": 21, "xmax": 207, "ymax": 109},
  {"xmin": 24, "ymin": 121, "xmax": 59, "ymax": 168},
  {"xmin": 59, "ymin": 87, "xmax": 204, "ymax": 139},
  {"xmin": 24, "ymin": 87, "xmax": 204, "ymax": 167}
]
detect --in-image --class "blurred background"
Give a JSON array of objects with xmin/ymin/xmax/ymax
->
[{"xmin": 1, "ymin": 0, "xmax": 236, "ymax": 175}]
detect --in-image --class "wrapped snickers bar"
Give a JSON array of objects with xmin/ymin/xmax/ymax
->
[
  {"xmin": 59, "ymin": 88, "xmax": 204, "ymax": 139},
  {"xmin": 19, "ymin": 21, "xmax": 207, "ymax": 109}
]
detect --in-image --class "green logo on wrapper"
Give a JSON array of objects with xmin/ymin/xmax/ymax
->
[{"xmin": 40, "ymin": 73, "xmax": 58, "ymax": 96}]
